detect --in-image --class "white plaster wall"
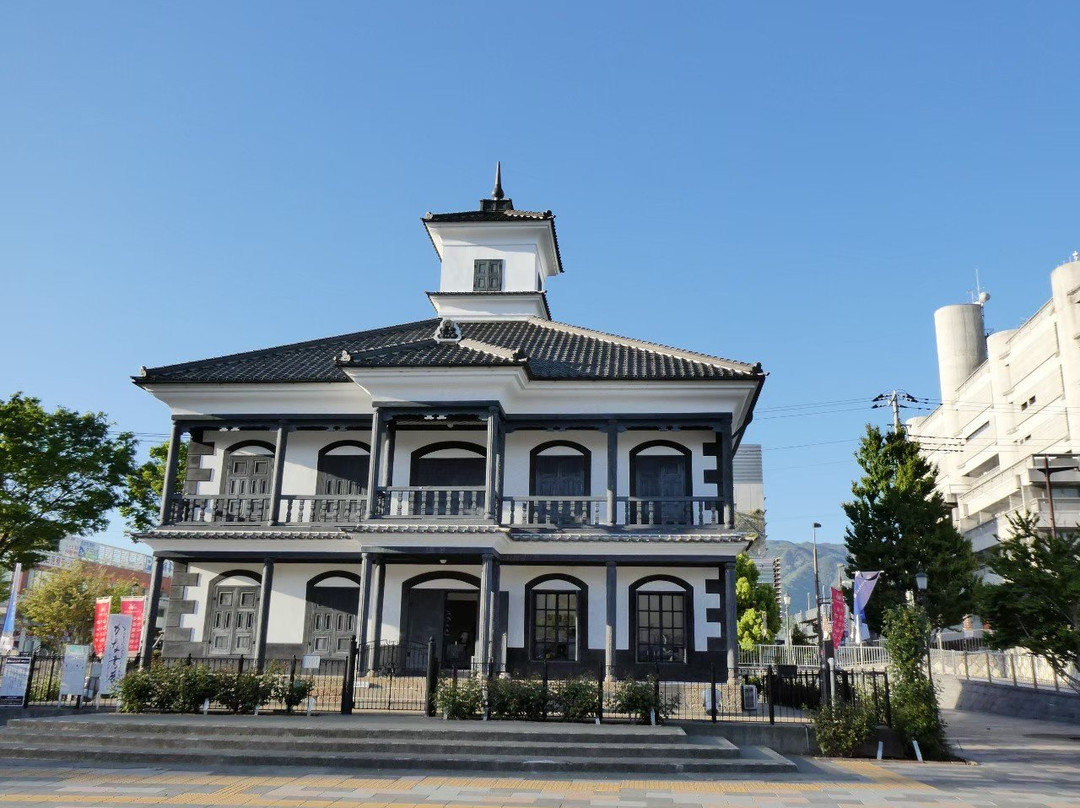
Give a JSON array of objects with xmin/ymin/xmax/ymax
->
[
  {"xmin": 440, "ymin": 243, "xmax": 542, "ymax": 293},
  {"xmin": 615, "ymin": 567, "xmax": 720, "ymax": 652},
  {"xmin": 388, "ymin": 432, "xmax": 487, "ymax": 486}
]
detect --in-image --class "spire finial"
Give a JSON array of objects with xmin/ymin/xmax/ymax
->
[{"xmin": 492, "ymin": 161, "xmax": 504, "ymax": 200}]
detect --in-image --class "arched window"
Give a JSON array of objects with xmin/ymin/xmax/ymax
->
[
  {"xmin": 305, "ymin": 572, "xmax": 361, "ymax": 658},
  {"xmin": 315, "ymin": 441, "xmax": 370, "ymax": 523},
  {"xmin": 629, "ymin": 440, "xmax": 692, "ymax": 525},
  {"xmin": 525, "ymin": 573, "xmax": 588, "ymax": 662},
  {"xmin": 220, "ymin": 441, "xmax": 275, "ymax": 522},
  {"xmin": 529, "ymin": 441, "xmax": 592, "ymax": 525},
  {"xmin": 628, "ymin": 574, "xmax": 693, "ymax": 664},
  {"xmin": 205, "ymin": 570, "xmax": 261, "ymax": 655},
  {"xmin": 409, "ymin": 442, "xmax": 486, "ymax": 516}
]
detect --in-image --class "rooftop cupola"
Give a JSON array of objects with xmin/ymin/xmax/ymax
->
[{"xmin": 423, "ymin": 163, "xmax": 563, "ymax": 321}]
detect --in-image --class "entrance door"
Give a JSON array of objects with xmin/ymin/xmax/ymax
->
[
  {"xmin": 306, "ymin": 586, "xmax": 359, "ymax": 658},
  {"xmin": 404, "ymin": 588, "xmax": 479, "ymax": 669},
  {"xmin": 632, "ymin": 455, "xmax": 691, "ymax": 524},
  {"xmin": 222, "ymin": 453, "xmax": 273, "ymax": 522},
  {"xmin": 208, "ymin": 585, "xmax": 260, "ymax": 655}
]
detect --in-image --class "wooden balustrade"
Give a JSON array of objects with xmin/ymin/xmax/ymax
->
[
  {"xmin": 165, "ymin": 495, "xmax": 365, "ymax": 525},
  {"xmin": 503, "ymin": 496, "xmax": 606, "ymax": 526},
  {"xmin": 374, "ymin": 486, "xmax": 487, "ymax": 518},
  {"xmin": 616, "ymin": 496, "xmax": 724, "ymax": 527}
]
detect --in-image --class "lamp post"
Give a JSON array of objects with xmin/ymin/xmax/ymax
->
[
  {"xmin": 915, "ymin": 571, "xmax": 934, "ymax": 689},
  {"xmin": 783, "ymin": 593, "xmax": 791, "ymax": 644},
  {"xmin": 812, "ymin": 522, "xmax": 824, "ymax": 668}
]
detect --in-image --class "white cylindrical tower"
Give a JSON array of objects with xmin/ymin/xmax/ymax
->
[{"xmin": 934, "ymin": 304, "xmax": 988, "ymax": 402}]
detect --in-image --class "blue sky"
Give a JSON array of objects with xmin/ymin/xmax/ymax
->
[{"xmin": 2, "ymin": 3, "xmax": 1078, "ymax": 552}]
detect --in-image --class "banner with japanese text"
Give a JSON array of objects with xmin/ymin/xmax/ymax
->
[
  {"xmin": 92, "ymin": 598, "xmax": 112, "ymax": 657},
  {"xmin": 99, "ymin": 613, "xmax": 132, "ymax": 695},
  {"xmin": 831, "ymin": 587, "xmax": 847, "ymax": 652},
  {"xmin": 120, "ymin": 596, "xmax": 146, "ymax": 654}
]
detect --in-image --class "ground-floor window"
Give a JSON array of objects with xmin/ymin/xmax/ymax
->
[
  {"xmin": 635, "ymin": 592, "xmax": 686, "ymax": 663},
  {"xmin": 532, "ymin": 591, "xmax": 577, "ymax": 661}
]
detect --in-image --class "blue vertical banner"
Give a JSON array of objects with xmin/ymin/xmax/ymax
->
[
  {"xmin": 852, "ymin": 571, "xmax": 881, "ymax": 644},
  {"xmin": 0, "ymin": 563, "xmax": 23, "ymax": 653}
]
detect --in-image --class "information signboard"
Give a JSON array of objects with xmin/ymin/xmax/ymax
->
[
  {"xmin": 99, "ymin": 614, "xmax": 132, "ymax": 695},
  {"xmin": 0, "ymin": 655, "xmax": 31, "ymax": 707},
  {"xmin": 60, "ymin": 644, "xmax": 91, "ymax": 697}
]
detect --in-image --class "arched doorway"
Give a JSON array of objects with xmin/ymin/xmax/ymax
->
[
  {"xmin": 400, "ymin": 571, "xmax": 481, "ymax": 669},
  {"xmin": 205, "ymin": 571, "xmax": 261, "ymax": 655}
]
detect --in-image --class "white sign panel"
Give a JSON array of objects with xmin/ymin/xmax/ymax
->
[
  {"xmin": 0, "ymin": 655, "xmax": 31, "ymax": 707},
  {"xmin": 301, "ymin": 654, "xmax": 321, "ymax": 670},
  {"xmin": 60, "ymin": 645, "xmax": 91, "ymax": 697},
  {"xmin": 99, "ymin": 614, "xmax": 132, "ymax": 695}
]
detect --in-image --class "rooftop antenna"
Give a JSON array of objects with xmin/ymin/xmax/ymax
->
[{"xmin": 970, "ymin": 268, "xmax": 990, "ymax": 306}]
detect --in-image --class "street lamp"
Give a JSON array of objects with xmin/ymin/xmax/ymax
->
[
  {"xmin": 914, "ymin": 571, "xmax": 934, "ymax": 689},
  {"xmin": 812, "ymin": 522, "xmax": 824, "ymax": 668},
  {"xmin": 783, "ymin": 593, "xmax": 791, "ymax": 643}
]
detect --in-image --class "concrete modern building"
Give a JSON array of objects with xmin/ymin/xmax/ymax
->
[
  {"xmin": 131, "ymin": 173, "xmax": 766, "ymax": 683},
  {"xmin": 908, "ymin": 254, "xmax": 1080, "ymax": 556}
]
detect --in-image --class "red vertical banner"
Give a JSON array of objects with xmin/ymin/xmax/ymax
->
[
  {"xmin": 92, "ymin": 598, "xmax": 112, "ymax": 656},
  {"xmin": 831, "ymin": 587, "xmax": 847, "ymax": 652},
  {"xmin": 120, "ymin": 597, "xmax": 146, "ymax": 654}
]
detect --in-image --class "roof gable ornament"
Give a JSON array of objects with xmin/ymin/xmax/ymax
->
[
  {"xmin": 480, "ymin": 161, "xmax": 514, "ymax": 212},
  {"xmin": 433, "ymin": 318, "xmax": 462, "ymax": 343}
]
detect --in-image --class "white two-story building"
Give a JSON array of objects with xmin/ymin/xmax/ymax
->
[{"xmin": 133, "ymin": 173, "xmax": 766, "ymax": 684}]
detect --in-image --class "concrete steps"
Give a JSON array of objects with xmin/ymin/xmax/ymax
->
[{"xmin": 0, "ymin": 716, "xmax": 797, "ymax": 775}]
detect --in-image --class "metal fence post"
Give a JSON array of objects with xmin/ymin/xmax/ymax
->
[
  {"xmin": 237, "ymin": 654, "xmax": 245, "ymax": 675},
  {"xmin": 340, "ymin": 637, "xmax": 357, "ymax": 714},
  {"xmin": 541, "ymin": 660, "xmax": 549, "ymax": 720},
  {"xmin": 882, "ymin": 671, "xmax": 892, "ymax": 728},
  {"xmin": 1010, "ymin": 653, "xmax": 1017, "ymax": 686},
  {"xmin": 767, "ymin": 665, "xmax": 775, "ymax": 725},
  {"xmin": 710, "ymin": 664, "xmax": 717, "ymax": 723},
  {"xmin": 21, "ymin": 652, "xmax": 37, "ymax": 709},
  {"xmin": 597, "ymin": 663, "xmax": 604, "ymax": 723},
  {"xmin": 1031, "ymin": 654, "xmax": 1039, "ymax": 689},
  {"xmin": 425, "ymin": 636, "xmax": 438, "ymax": 718},
  {"xmin": 986, "ymin": 650, "xmax": 993, "ymax": 683},
  {"xmin": 962, "ymin": 650, "xmax": 969, "ymax": 680},
  {"xmin": 653, "ymin": 662, "xmax": 661, "ymax": 715}
]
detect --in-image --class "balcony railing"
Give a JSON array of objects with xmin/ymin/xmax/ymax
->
[
  {"xmin": 374, "ymin": 486, "xmax": 487, "ymax": 518},
  {"xmin": 504, "ymin": 496, "xmax": 606, "ymax": 526},
  {"xmin": 165, "ymin": 494, "xmax": 366, "ymax": 526},
  {"xmin": 164, "ymin": 492, "xmax": 726, "ymax": 528}
]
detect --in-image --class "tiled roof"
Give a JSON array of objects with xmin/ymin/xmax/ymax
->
[{"xmin": 137, "ymin": 318, "xmax": 764, "ymax": 385}]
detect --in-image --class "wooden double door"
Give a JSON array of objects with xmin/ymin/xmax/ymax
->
[
  {"xmin": 208, "ymin": 585, "xmax": 259, "ymax": 655},
  {"xmin": 404, "ymin": 589, "xmax": 479, "ymax": 669}
]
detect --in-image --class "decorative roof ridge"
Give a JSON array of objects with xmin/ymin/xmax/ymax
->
[
  {"xmin": 335, "ymin": 339, "xmax": 438, "ymax": 364},
  {"xmin": 457, "ymin": 338, "xmax": 526, "ymax": 363},
  {"xmin": 137, "ymin": 318, "xmax": 441, "ymax": 381},
  {"xmin": 526, "ymin": 318, "xmax": 764, "ymax": 376}
]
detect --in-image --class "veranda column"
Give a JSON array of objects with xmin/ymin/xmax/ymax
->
[
  {"xmin": 605, "ymin": 561, "xmax": 617, "ymax": 677},
  {"xmin": 721, "ymin": 418, "xmax": 735, "ymax": 530},
  {"xmin": 158, "ymin": 422, "xmax": 185, "ymax": 525},
  {"xmin": 356, "ymin": 553, "xmax": 373, "ymax": 669},
  {"xmin": 484, "ymin": 408, "xmax": 500, "ymax": 521},
  {"xmin": 606, "ymin": 421, "xmax": 618, "ymax": 526},
  {"xmin": 267, "ymin": 424, "xmax": 290, "ymax": 526},
  {"xmin": 724, "ymin": 561, "xmax": 738, "ymax": 680},
  {"xmin": 488, "ymin": 559, "xmax": 501, "ymax": 666},
  {"xmin": 365, "ymin": 411, "xmax": 385, "ymax": 519},
  {"xmin": 254, "ymin": 558, "xmax": 275, "ymax": 672},
  {"xmin": 477, "ymin": 554, "xmax": 494, "ymax": 669},
  {"xmin": 139, "ymin": 556, "xmax": 166, "ymax": 668},
  {"xmin": 369, "ymin": 557, "xmax": 386, "ymax": 659}
]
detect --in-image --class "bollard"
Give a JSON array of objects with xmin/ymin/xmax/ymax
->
[
  {"xmin": 306, "ymin": 696, "xmax": 315, "ymax": 717},
  {"xmin": 202, "ymin": 698, "xmax": 210, "ymax": 715}
]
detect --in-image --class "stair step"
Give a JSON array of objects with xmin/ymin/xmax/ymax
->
[
  {"xmin": 0, "ymin": 743, "xmax": 797, "ymax": 774},
  {"xmin": 0, "ymin": 731, "xmax": 739, "ymax": 759}
]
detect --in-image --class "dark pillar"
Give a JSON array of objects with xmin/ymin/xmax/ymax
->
[
  {"xmin": 365, "ymin": 411, "xmax": 385, "ymax": 519},
  {"xmin": 267, "ymin": 424, "xmax": 290, "ymax": 526},
  {"xmin": 722, "ymin": 419, "xmax": 735, "ymax": 529},
  {"xmin": 158, "ymin": 423, "xmax": 185, "ymax": 526},
  {"xmin": 488, "ymin": 559, "xmax": 501, "ymax": 666},
  {"xmin": 605, "ymin": 561, "xmax": 617, "ymax": 677},
  {"xmin": 356, "ymin": 552, "xmax": 373, "ymax": 668},
  {"xmin": 380, "ymin": 417, "xmax": 394, "ymax": 487},
  {"xmin": 494, "ymin": 420, "xmax": 507, "ymax": 523},
  {"xmin": 255, "ymin": 558, "xmax": 275, "ymax": 672},
  {"xmin": 139, "ymin": 556, "xmax": 166, "ymax": 669},
  {"xmin": 606, "ymin": 421, "xmax": 618, "ymax": 526},
  {"xmin": 484, "ymin": 408, "xmax": 500, "ymax": 521},
  {"xmin": 370, "ymin": 557, "xmax": 386, "ymax": 655},
  {"xmin": 724, "ymin": 561, "xmax": 738, "ymax": 680},
  {"xmin": 477, "ymin": 554, "xmax": 494, "ymax": 669}
]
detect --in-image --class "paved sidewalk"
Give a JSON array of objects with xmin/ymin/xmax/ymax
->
[{"xmin": 0, "ymin": 709, "xmax": 1075, "ymax": 807}]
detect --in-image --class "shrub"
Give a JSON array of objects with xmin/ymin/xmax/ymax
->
[
  {"xmin": 488, "ymin": 676, "xmax": 547, "ymax": 720},
  {"xmin": 812, "ymin": 699, "xmax": 876, "ymax": 757},
  {"xmin": 116, "ymin": 667, "xmax": 155, "ymax": 713},
  {"xmin": 552, "ymin": 677, "xmax": 599, "ymax": 722},
  {"xmin": 276, "ymin": 677, "xmax": 316, "ymax": 712},
  {"xmin": 214, "ymin": 669, "xmax": 277, "ymax": 714},
  {"xmin": 882, "ymin": 605, "xmax": 950, "ymax": 760},
  {"xmin": 171, "ymin": 665, "xmax": 217, "ymax": 713},
  {"xmin": 436, "ymin": 674, "xmax": 483, "ymax": 719},
  {"xmin": 606, "ymin": 677, "xmax": 679, "ymax": 724}
]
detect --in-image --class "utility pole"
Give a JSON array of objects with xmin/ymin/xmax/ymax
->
[{"xmin": 872, "ymin": 390, "xmax": 918, "ymax": 432}]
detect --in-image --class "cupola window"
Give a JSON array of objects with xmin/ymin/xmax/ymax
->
[{"xmin": 473, "ymin": 259, "xmax": 503, "ymax": 291}]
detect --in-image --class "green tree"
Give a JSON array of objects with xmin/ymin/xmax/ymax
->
[
  {"xmin": 0, "ymin": 393, "xmax": 137, "ymax": 570},
  {"xmin": 736, "ymin": 553, "xmax": 781, "ymax": 650},
  {"xmin": 882, "ymin": 604, "xmax": 949, "ymax": 760},
  {"xmin": 18, "ymin": 561, "xmax": 139, "ymax": 651},
  {"xmin": 119, "ymin": 440, "xmax": 187, "ymax": 533},
  {"xmin": 843, "ymin": 425, "xmax": 978, "ymax": 630},
  {"xmin": 980, "ymin": 513, "xmax": 1080, "ymax": 693}
]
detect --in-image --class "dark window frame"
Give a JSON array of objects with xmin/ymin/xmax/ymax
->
[
  {"xmin": 627, "ymin": 574, "xmax": 694, "ymax": 664},
  {"xmin": 524, "ymin": 573, "xmax": 588, "ymax": 663},
  {"xmin": 473, "ymin": 259, "xmax": 504, "ymax": 291},
  {"xmin": 529, "ymin": 440, "xmax": 592, "ymax": 497}
]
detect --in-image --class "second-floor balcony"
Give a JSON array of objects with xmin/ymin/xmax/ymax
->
[{"xmin": 156, "ymin": 409, "xmax": 739, "ymax": 532}]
